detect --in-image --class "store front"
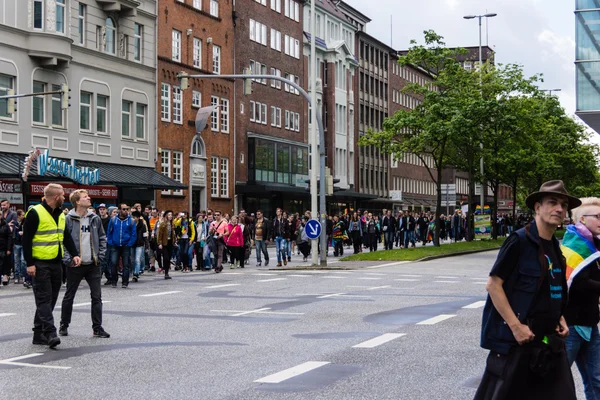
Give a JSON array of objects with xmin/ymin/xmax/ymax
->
[{"xmin": 0, "ymin": 151, "xmax": 185, "ymax": 208}]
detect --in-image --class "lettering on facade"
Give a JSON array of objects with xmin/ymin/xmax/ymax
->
[{"xmin": 37, "ymin": 149, "xmax": 101, "ymax": 185}]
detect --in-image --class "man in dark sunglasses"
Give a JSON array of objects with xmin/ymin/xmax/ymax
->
[{"xmin": 106, "ymin": 204, "xmax": 136, "ymax": 288}]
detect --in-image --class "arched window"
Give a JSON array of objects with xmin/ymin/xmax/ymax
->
[
  {"xmin": 105, "ymin": 18, "xmax": 116, "ymax": 54},
  {"xmin": 191, "ymin": 137, "xmax": 205, "ymax": 157}
]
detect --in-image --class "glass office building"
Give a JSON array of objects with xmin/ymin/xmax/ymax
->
[{"xmin": 576, "ymin": 0, "xmax": 600, "ymax": 131}]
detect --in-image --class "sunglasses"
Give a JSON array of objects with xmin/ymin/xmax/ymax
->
[{"xmin": 121, "ymin": 208, "xmax": 130, "ymax": 211}]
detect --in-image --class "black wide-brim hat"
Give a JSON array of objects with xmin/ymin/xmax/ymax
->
[{"xmin": 525, "ymin": 180, "xmax": 582, "ymax": 210}]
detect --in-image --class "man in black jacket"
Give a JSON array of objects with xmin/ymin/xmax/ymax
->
[
  {"xmin": 382, "ymin": 210, "xmax": 396, "ymax": 250},
  {"xmin": 272, "ymin": 208, "xmax": 289, "ymax": 266},
  {"xmin": 0, "ymin": 215, "xmax": 13, "ymax": 286},
  {"xmin": 23, "ymin": 184, "xmax": 80, "ymax": 348}
]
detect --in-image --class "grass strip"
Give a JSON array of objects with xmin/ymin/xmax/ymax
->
[{"xmin": 340, "ymin": 238, "xmax": 506, "ymax": 262}]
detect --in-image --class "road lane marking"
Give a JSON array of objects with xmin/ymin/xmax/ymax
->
[
  {"xmin": 0, "ymin": 313, "xmax": 17, "ymax": 317},
  {"xmin": 222, "ymin": 272, "xmax": 244, "ymax": 275},
  {"xmin": 257, "ymin": 278, "xmax": 287, "ymax": 282},
  {"xmin": 358, "ymin": 277, "xmax": 383, "ymax": 280},
  {"xmin": 317, "ymin": 293, "xmax": 346, "ymax": 298},
  {"xmin": 232, "ymin": 307, "xmax": 271, "ymax": 317},
  {"xmin": 288, "ymin": 275, "xmax": 311, "ymax": 277},
  {"xmin": 365, "ymin": 273, "xmax": 387, "ymax": 276},
  {"xmin": 352, "ymin": 333, "xmax": 406, "ymax": 348},
  {"xmin": 322, "ymin": 276, "xmax": 345, "ymax": 279},
  {"xmin": 470, "ymin": 277, "xmax": 488, "ymax": 280},
  {"xmin": 0, "ymin": 353, "xmax": 71, "ymax": 370},
  {"xmin": 463, "ymin": 301, "xmax": 486, "ymax": 309},
  {"xmin": 434, "ymin": 281, "xmax": 459, "ymax": 283},
  {"xmin": 255, "ymin": 361, "xmax": 330, "ymax": 383},
  {"xmin": 211, "ymin": 309, "xmax": 305, "ymax": 316},
  {"xmin": 417, "ymin": 314, "xmax": 457, "ymax": 325},
  {"xmin": 394, "ymin": 279, "xmax": 419, "ymax": 282},
  {"xmin": 473, "ymin": 282, "xmax": 488, "ymax": 284},
  {"xmin": 204, "ymin": 284, "xmax": 241, "ymax": 289},
  {"xmin": 330, "ymin": 271, "xmax": 354, "ymax": 274},
  {"xmin": 139, "ymin": 291, "xmax": 182, "ymax": 297},
  {"xmin": 367, "ymin": 285, "xmax": 391, "ymax": 291},
  {"xmin": 73, "ymin": 300, "xmax": 112, "ymax": 307},
  {"xmin": 253, "ymin": 273, "xmax": 277, "ymax": 276},
  {"xmin": 367, "ymin": 261, "xmax": 409, "ymax": 269},
  {"xmin": 435, "ymin": 276, "xmax": 458, "ymax": 279},
  {"xmin": 398, "ymin": 274, "xmax": 422, "ymax": 277}
]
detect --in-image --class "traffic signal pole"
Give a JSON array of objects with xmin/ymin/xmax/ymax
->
[{"xmin": 179, "ymin": 72, "xmax": 328, "ymax": 267}]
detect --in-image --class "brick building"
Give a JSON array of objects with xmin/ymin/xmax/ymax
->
[
  {"xmin": 233, "ymin": 0, "xmax": 308, "ymax": 218},
  {"xmin": 156, "ymin": 0, "xmax": 234, "ymax": 216}
]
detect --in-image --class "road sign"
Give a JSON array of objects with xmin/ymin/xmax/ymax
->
[{"xmin": 305, "ymin": 219, "xmax": 322, "ymax": 240}]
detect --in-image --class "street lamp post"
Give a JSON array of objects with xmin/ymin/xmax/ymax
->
[
  {"xmin": 464, "ymin": 13, "xmax": 497, "ymax": 220},
  {"xmin": 542, "ymin": 88, "xmax": 562, "ymax": 96}
]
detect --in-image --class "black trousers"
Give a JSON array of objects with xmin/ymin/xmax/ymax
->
[
  {"xmin": 0, "ymin": 250, "xmax": 11, "ymax": 276},
  {"xmin": 351, "ymin": 231, "xmax": 362, "ymax": 254},
  {"xmin": 228, "ymin": 246, "xmax": 244, "ymax": 266},
  {"xmin": 162, "ymin": 241, "xmax": 173, "ymax": 276},
  {"xmin": 32, "ymin": 260, "xmax": 62, "ymax": 335},
  {"xmin": 367, "ymin": 232, "xmax": 377, "ymax": 251},
  {"xmin": 60, "ymin": 263, "xmax": 103, "ymax": 330},
  {"xmin": 298, "ymin": 242, "xmax": 310, "ymax": 258}
]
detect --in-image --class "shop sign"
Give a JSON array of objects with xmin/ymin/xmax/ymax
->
[
  {"xmin": 0, "ymin": 180, "xmax": 22, "ymax": 194},
  {"xmin": 29, "ymin": 183, "xmax": 118, "ymax": 199},
  {"xmin": 35, "ymin": 149, "xmax": 101, "ymax": 185},
  {"xmin": 0, "ymin": 193, "xmax": 23, "ymax": 204}
]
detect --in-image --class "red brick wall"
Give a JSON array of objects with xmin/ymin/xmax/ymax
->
[{"xmin": 156, "ymin": 0, "xmax": 235, "ymax": 214}]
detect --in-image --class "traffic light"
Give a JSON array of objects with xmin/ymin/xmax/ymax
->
[
  {"xmin": 60, "ymin": 84, "xmax": 70, "ymax": 110},
  {"xmin": 325, "ymin": 167, "xmax": 341, "ymax": 195},
  {"xmin": 243, "ymin": 67, "xmax": 253, "ymax": 95},
  {"xmin": 6, "ymin": 89, "xmax": 15, "ymax": 114},
  {"xmin": 179, "ymin": 71, "xmax": 189, "ymax": 90}
]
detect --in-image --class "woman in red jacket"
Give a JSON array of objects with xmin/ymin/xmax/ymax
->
[{"xmin": 226, "ymin": 216, "xmax": 245, "ymax": 269}]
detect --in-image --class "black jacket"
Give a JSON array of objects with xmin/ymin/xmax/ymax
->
[
  {"xmin": 253, "ymin": 218, "xmax": 269, "ymax": 241},
  {"xmin": 0, "ymin": 219, "xmax": 13, "ymax": 251},
  {"xmin": 382, "ymin": 216, "xmax": 396, "ymax": 233},
  {"xmin": 135, "ymin": 219, "xmax": 148, "ymax": 247},
  {"xmin": 272, "ymin": 217, "xmax": 290, "ymax": 239}
]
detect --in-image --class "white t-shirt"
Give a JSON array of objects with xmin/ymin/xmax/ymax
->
[{"xmin": 80, "ymin": 216, "xmax": 92, "ymax": 264}]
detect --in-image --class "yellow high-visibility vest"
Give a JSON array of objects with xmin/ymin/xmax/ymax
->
[{"xmin": 28, "ymin": 204, "xmax": 65, "ymax": 260}]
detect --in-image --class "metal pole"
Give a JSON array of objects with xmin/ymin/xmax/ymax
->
[
  {"xmin": 310, "ymin": 0, "xmax": 320, "ymax": 266},
  {"xmin": 478, "ymin": 16, "xmax": 485, "ymax": 219}
]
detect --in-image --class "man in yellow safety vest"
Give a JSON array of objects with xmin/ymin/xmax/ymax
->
[{"xmin": 23, "ymin": 183, "xmax": 80, "ymax": 348}]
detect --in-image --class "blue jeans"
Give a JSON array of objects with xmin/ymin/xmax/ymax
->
[
  {"xmin": 255, "ymin": 240, "xmax": 269, "ymax": 264},
  {"xmin": 177, "ymin": 239, "xmax": 190, "ymax": 268},
  {"xmin": 133, "ymin": 246, "xmax": 145, "ymax": 276},
  {"xmin": 110, "ymin": 246, "xmax": 132, "ymax": 285},
  {"xmin": 13, "ymin": 244, "xmax": 27, "ymax": 281},
  {"xmin": 275, "ymin": 236, "xmax": 286, "ymax": 263},
  {"xmin": 202, "ymin": 243, "xmax": 213, "ymax": 269},
  {"xmin": 404, "ymin": 231, "xmax": 415, "ymax": 248},
  {"xmin": 566, "ymin": 325, "xmax": 600, "ymax": 399}
]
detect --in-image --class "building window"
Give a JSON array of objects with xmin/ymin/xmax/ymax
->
[
  {"xmin": 33, "ymin": 81, "xmax": 45, "ymax": 124},
  {"xmin": 211, "ymin": 96, "xmax": 219, "ymax": 131},
  {"xmin": 78, "ymin": 3, "xmax": 86, "ymax": 45},
  {"xmin": 271, "ymin": 0, "xmax": 281, "ymax": 12},
  {"xmin": 220, "ymin": 98, "xmax": 229, "ymax": 133},
  {"xmin": 220, "ymin": 158, "xmax": 229, "ymax": 197},
  {"xmin": 294, "ymin": 112, "xmax": 299, "ymax": 132},
  {"xmin": 193, "ymin": 0, "xmax": 201, "ymax": 9},
  {"xmin": 134, "ymin": 23, "xmax": 143, "ymax": 62},
  {"xmin": 56, "ymin": 0, "xmax": 65, "ymax": 33},
  {"xmin": 213, "ymin": 45, "xmax": 221, "ymax": 74},
  {"xmin": 211, "ymin": 156, "xmax": 218, "ymax": 196},
  {"xmin": 192, "ymin": 138, "xmax": 204, "ymax": 156},
  {"xmin": 210, "ymin": 0, "xmax": 219, "ymax": 17},
  {"xmin": 136, "ymin": 104, "xmax": 146, "ymax": 140},
  {"xmin": 79, "ymin": 91, "xmax": 91, "ymax": 131},
  {"xmin": 51, "ymin": 84, "xmax": 64, "ymax": 128},
  {"xmin": 173, "ymin": 151, "xmax": 183, "ymax": 194},
  {"xmin": 105, "ymin": 18, "xmax": 116, "ymax": 54},
  {"xmin": 172, "ymin": 30, "xmax": 181, "ymax": 62},
  {"xmin": 192, "ymin": 90, "xmax": 201, "ymax": 108},
  {"xmin": 96, "ymin": 94, "xmax": 107, "ymax": 133},
  {"xmin": 161, "ymin": 83, "xmax": 171, "ymax": 121},
  {"xmin": 33, "ymin": 0, "xmax": 43, "ymax": 29},
  {"xmin": 121, "ymin": 101, "xmax": 131, "ymax": 138},
  {"xmin": 270, "ymin": 28, "xmax": 281, "ymax": 51},
  {"xmin": 161, "ymin": 150, "xmax": 172, "ymax": 194},
  {"xmin": 173, "ymin": 86, "xmax": 182, "ymax": 124},
  {"xmin": 276, "ymin": 107, "xmax": 281, "ymax": 127},
  {"xmin": 250, "ymin": 19, "xmax": 267, "ymax": 46},
  {"xmin": 193, "ymin": 37, "xmax": 202, "ymax": 68},
  {"xmin": 261, "ymin": 103, "xmax": 267, "ymax": 125}
]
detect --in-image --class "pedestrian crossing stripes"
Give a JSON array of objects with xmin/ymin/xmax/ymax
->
[{"xmin": 254, "ymin": 361, "xmax": 330, "ymax": 383}]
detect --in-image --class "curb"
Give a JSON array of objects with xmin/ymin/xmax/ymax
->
[
  {"xmin": 338, "ymin": 246, "xmax": 502, "ymax": 264},
  {"xmin": 268, "ymin": 266, "xmax": 357, "ymax": 271}
]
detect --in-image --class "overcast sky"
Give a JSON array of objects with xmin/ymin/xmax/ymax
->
[{"xmin": 344, "ymin": 0, "xmax": 583, "ymax": 130}]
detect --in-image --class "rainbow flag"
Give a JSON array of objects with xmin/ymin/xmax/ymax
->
[{"xmin": 560, "ymin": 223, "xmax": 598, "ymax": 280}]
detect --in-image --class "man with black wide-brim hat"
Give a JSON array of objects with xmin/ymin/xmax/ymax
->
[{"xmin": 475, "ymin": 180, "xmax": 579, "ymax": 399}]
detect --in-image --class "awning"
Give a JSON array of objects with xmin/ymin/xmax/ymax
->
[
  {"xmin": 0, "ymin": 152, "xmax": 186, "ymax": 190},
  {"xmin": 236, "ymin": 182, "xmax": 308, "ymax": 195},
  {"xmin": 332, "ymin": 190, "xmax": 378, "ymax": 200}
]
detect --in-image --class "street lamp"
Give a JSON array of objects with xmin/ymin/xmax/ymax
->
[
  {"xmin": 464, "ymin": 12, "xmax": 497, "ymax": 220},
  {"xmin": 542, "ymin": 88, "xmax": 562, "ymax": 96}
]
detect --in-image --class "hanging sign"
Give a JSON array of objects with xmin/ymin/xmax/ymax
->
[{"xmin": 33, "ymin": 149, "xmax": 101, "ymax": 185}]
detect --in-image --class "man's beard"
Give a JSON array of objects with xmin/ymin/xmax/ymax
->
[{"xmin": 56, "ymin": 198, "xmax": 64, "ymax": 208}]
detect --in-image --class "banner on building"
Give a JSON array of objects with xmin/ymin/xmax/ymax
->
[{"xmin": 195, "ymin": 105, "xmax": 218, "ymax": 135}]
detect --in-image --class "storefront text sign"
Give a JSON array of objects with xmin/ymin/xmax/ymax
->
[
  {"xmin": 37, "ymin": 149, "xmax": 101, "ymax": 185},
  {"xmin": 29, "ymin": 183, "xmax": 118, "ymax": 199}
]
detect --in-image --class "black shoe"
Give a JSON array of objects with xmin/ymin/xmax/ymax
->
[
  {"xmin": 150, "ymin": 267, "xmax": 156, "ymax": 272},
  {"xmin": 112, "ymin": 282, "xmax": 117, "ymax": 288},
  {"xmin": 164, "ymin": 275, "xmax": 172, "ymax": 280},
  {"xmin": 288, "ymin": 257, "xmax": 291, "ymax": 262},
  {"xmin": 132, "ymin": 276, "xmax": 138, "ymax": 282},
  {"xmin": 93, "ymin": 328, "xmax": 110, "ymax": 338},
  {"xmin": 104, "ymin": 280, "xmax": 112, "ymax": 286},
  {"xmin": 32, "ymin": 332, "xmax": 48, "ymax": 345},
  {"xmin": 47, "ymin": 333, "xmax": 61, "ymax": 349},
  {"xmin": 122, "ymin": 284, "xmax": 128, "ymax": 288},
  {"xmin": 215, "ymin": 267, "xmax": 223, "ymax": 273},
  {"xmin": 58, "ymin": 325, "xmax": 68, "ymax": 337}
]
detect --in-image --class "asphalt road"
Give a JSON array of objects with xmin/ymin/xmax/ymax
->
[{"xmin": 0, "ymin": 249, "xmax": 586, "ymax": 399}]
